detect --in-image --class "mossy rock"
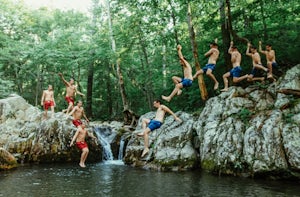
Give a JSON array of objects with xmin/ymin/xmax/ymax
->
[{"xmin": 0, "ymin": 148, "xmax": 18, "ymax": 170}]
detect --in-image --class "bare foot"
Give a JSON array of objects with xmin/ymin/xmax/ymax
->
[
  {"xmin": 141, "ymin": 148, "xmax": 149, "ymax": 157},
  {"xmin": 161, "ymin": 95, "xmax": 171, "ymax": 102},
  {"xmin": 137, "ymin": 132, "xmax": 144, "ymax": 137},
  {"xmin": 214, "ymin": 82, "xmax": 219, "ymax": 90},
  {"xmin": 177, "ymin": 89, "xmax": 182, "ymax": 96},
  {"xmin": 267, "ymin": 74, "xmax": 272, "ymax": 79},
  {"xmin": 79, "ymin": 163, "xmax": 86, "ymax": 168},
  {"xmin": 220, "ymin": 88, "xmax": 228, "ymax": 92}
]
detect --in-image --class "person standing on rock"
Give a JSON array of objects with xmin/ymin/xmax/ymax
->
[
  {"xmin": 58, "ymin": 73, "xmax": 85, "ymax": 114},
  {"xmin": 41, "ymin": 84, "xmax": 56, "ymax": 119},
  {"xmin": 221, "ymin": 41, "xmax": 248, "ymax": 92},
  {"xmin": 193, "ymin": 42, "xmax": 220, "ymax": 90},
  {"xmin": 137, "ymin": 99, "xmax": 182, "ymax": 157},
  {"xmin": 70, "ymin": 122, "xmax": 95, "ymax": 168},
  {"xmin": 69, "ymin": 100, "xmax": 89, "ymax": 128},
  {"xmin": 161, "ymin": 44, "xmax": 193, "ymax": 102}
]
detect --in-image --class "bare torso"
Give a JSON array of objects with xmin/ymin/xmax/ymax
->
[
  {"xmin": 76, "ymin": 127, "xmax": 87, "ymax": 142},
  {"xmin": 43, "ymin": 90, "xmax": 54, "ymax": 101},
  {"xmin": 66, "ymin": 85, "xmax": 76, "ymax": 97},
  {"xmin": 231, "ymin": 51, "xmax": 242, "ymax": 67},
  {"xmin": 266, "ymin": 50, "xmax": 276, "ymax": 63},
  {"xmin": 73, "ymin": 106, "xmax": 84, "ymax": 120},
  {"xmin": 252, "ymin": 52, "xmax": 262, "ymax": 67},
  {"xmin": 154, "ymin": 106, "xmax": 166, "ymax": 123},
  {"xmin": 207, "ymin": 48, "xmax": 219, "ymax": 64},
  {"xmin": 183, "ymin": 62, "xmax": 193, "ymax": 80}
]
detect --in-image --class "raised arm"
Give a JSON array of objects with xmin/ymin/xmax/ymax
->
[
  {"xmin": 205, "ymin": 49, "xmax": 213, "ymax": 57},
  {"xmin": 177, "ymin": 44, "xmax": 189, "ymax": 67},
  {"xmin": 228, "ymin": 41, "xmax": 233, "ymax": 55},
  {"xmin": 162, "ymin": 105, "xmax": 182, "ymax": 122},
  {"xmin": 259, "ymin": 41, "xmax": 266, "ymax": 55},
  {"xmin": 246, "ymin": 43, "xmax": 252, "ymax": 57},
  {"xmin": 58, "ymin": 73, "xmax": 70, "ymax": 87}
]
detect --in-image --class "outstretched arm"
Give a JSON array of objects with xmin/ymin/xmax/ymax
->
[
  {"xmin": 82, "ymin": 110, "xmax": 89, "ymax": 122},
  {"xmin": 162, "ymin": 105, "xmax": 182, "ymax": 122},
  {"xmin": 76, "ymin": 88, "xmax": 85, "ymax": 97},
  {"xmin": 41, "ymin": 91, "xmax": 45, "ymax": 106},
  {"xmin": 70, "ymin": 129, "xmax": 79, "ymax": 146},
  {"xmin": 58, "ymin": 73, "xmax": 70, "ymax": 87}
]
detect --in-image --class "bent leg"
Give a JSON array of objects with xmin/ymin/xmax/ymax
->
[
  {"xmin": 79, "ymin": 147, "xmax": 89, "ymax": 168},
  {"xmin": 206, "ymin": 69, "xmax": 219, "ymax": 90},
  {"xmin": 162, "ymin": 83, "xmax": 183, "ymax": 102},
  {"xmin": 193, "ymin": 69, "xmax": 203, "ymax": 80},
  {"xmin": 233, "ymin": 74, "xmax": 248, "ymax": 83},
  {"xmin": 221, "ymin": 72, "xmax": 230, "ymax": 92}
]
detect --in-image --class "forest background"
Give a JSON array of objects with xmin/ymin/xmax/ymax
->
[{"xmin": 0, "ymin": 0, "xmax": 299, "ymax": 121}]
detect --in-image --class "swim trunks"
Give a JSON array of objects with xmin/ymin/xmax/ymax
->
[
  {"xmin": 229, "ymin": 66, "xmax": 242, "ymax": 78},
  {"xmin": 181, "ymin": 78, "xmax": 193, "ymax": 87},
  {"xmin": 65, "ymin": 96, "xmax": 74, "ymax": 104},
  {"xmin": 43, "ymin": 100, "xmax": 54, "ymax": 110},
  {"xmin": 148, "ymin": 119, "xmax": 162, "ymax": 131},
  {"xmin": 202, "ymin": 64, "xmax": 216, "ymax": 73},
  {"xmin": 76, "ymin": 141, "xmax": 88, "ymax": 150},
  {"xmin": 250, "ymin": 68, "xmax": 258, "ymax": 76},
  {"xmin": 72, "ymin": 119, "xmax": 83, "ymax": 127},
  {"xmin": 272, "ymin": 62, "xmax": 278, "ymax": 68}
]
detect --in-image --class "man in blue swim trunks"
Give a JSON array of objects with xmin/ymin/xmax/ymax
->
[
  {"xmin": 259, "ymin": 41, "xmax": 277, "ymax": 81},
  {"xmin": 193, "ymin": 42, "xmax": 220, "ymax": 90},
  {"xmin": 246, "ymin": 43, "xmax": 267, "ymax": 82},
  {"xmin": 162, "ymin": 44, "xmax": 193, "ymax": 102},
  {"xmin": 137, "ymin": 99, "xmax": 182, "ymax": 157},
  {"xmin": 221, "ymin": 41, "xmax": 248, "ymax": 92}
]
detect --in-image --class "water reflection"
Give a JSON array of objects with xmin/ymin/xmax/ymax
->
[{"xmin": 0, "ymin": 162, "xmax": 299, "ymax": 197}]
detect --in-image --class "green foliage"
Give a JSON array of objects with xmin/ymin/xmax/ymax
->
[
  {"xmin": 236, "ymin": 108, "xmax": 254, "ymax": 125},
  {"xmin": 0, "ymin": 0, "xmax": 299, "ymax": 120}
]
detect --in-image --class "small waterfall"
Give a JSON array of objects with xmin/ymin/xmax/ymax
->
[
  {"xmin": 94, "ymin": 127, "xmax": 114, "ymax": 161},
  {"xmin": 118, "ymin": 137, "xmax": 125, "ymax": 160}
]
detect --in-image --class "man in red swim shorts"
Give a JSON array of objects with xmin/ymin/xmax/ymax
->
[
  {"xmin": 70, "ymin": 123, "xmax": 96, "ymax": 168},
  {"xmin": 58, "ymin": 73, "xmax": 85, "ymax": 114},
  {"xmin": 41, "ymin": 85, "xmax": 56, "ymax": 119},
  {"xmin": 69, "ymin": 101, "xmax": 89, "ymax": 128}
]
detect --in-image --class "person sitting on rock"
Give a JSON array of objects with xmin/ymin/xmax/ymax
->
[
  {"xmin": 136, "ymin": 99, "xmax": 182, "ymax": 157},
  {"xmin": 70, "ymin": 122, "xmax": 96, "ymax": 168}
]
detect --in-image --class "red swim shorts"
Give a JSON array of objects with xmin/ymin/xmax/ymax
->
[
  {"xmin": 65, "ymin": 96, "xmax": 74, "ymax": 104},
  {"xmin": 76, "ymin": 141, "xmax": 88, "ymax": 150},
  {"xmin": 43, "ymin": 100, "xmax": 54, "ymax": 110},
  {"xmin": 72, "ymin": 119, "xmax": 82, "ymax": 127}
]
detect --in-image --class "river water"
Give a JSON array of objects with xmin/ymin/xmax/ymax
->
[{"xmin": 0, "ymin": 161, "xmax": 299, "ymax": 197}]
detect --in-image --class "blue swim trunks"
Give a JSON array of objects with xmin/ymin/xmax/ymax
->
[
  {"xmin": 202, "ymin": 64, "xmax": 216, "ymax": 73},
  {"xmin": 272, "ymin": 62, "xmax": 278, "ymax": 68},
  {"xmin": 229, "ymin": 66, "xmax": 242, "ymax": 78},
  {"xmin": 181, "ymin": 78, "xmax": 193, "ymax": 87},
  {"xmin": 251, "ymin": 68, "xmax": 258, "ymax": 76},
  {"xmin": 148, "ymin": 119, "xmax": 162, "ymax": 131}
]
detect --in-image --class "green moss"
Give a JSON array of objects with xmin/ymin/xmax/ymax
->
[{"xmin": 201, "ymin": 159, "xmax": 216, "ymax": 171}]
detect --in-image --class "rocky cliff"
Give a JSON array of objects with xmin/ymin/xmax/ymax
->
[{"xmin": 124, "ymin": 65, "xmax": 300, "ymax": 178}]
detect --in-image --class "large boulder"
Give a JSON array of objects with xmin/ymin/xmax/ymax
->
[
  {"xmin": 0, "ymin": 148, "xmax": 17, "ymax": 170},
  {"xmin": 193, "ymin": 64, "xmax": 300, "ymax": 178},
  {"xmin": 0, "ymin": 95, "xmax": 102, "ymax": 165},
  {"xmin": 124, "ymin": 111, "xmax": 198, "ymax": 171}
]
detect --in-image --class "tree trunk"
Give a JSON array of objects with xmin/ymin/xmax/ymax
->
[
  {"xmin": 187, "ymin": 1, "xmax": 208, "ymax": 101},
  {"xmin": 225, "ymin": 0, "xmax": 249, "ymax": 44},
  {"xmin": 106, "ymin": 0, "xmax": 130, "ymax": 113},
  {"xmin": 277, "ymin": 89, "xmax": 300, "ymax": 97},
  {"xmin": 219, "ymin": 0, "xmax": 232, "ymax": 71},
  {"xmin": 259, "ymin": 0, "xmax": 268, "ymax": 40},
  {"xmin": 86, "ymin": 60, "xmax": 94, "ymax": 118}
]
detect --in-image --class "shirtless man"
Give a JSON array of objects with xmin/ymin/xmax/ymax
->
[
  {"xmin": 162, "ymin": 44, "xmax": 193, "ymax": 102},
  {"xmin": 69, "ymin": 101, "xmax": 89, "ymax": 128},
  {"xmin": 259, "ymin": 41, "xmax": 277, "ymax": 81},
  {"xmin": 70, "ymin": 122, "xmax": 95, "ymax": 168},
  {"xmin": 246, "ymin": 43, "xmax": 268, "ymax": 82},
  {"xmin": 41, "ymin": 85, "xmax": 56, "ymax": 119},
  {"xmin": 221, "ymin": 41, "xmax": 248, "ymax": 92},
  {"xmin": 137, "ymin": 99, "xmax": 182, "ymax": 157},
  {"xmin": 58, "ymin": 73, "xmax": 84, "ymax": 114},
  {"xmin": 193, "ymin": 42, "xmax": 219, "ymax": 90}
]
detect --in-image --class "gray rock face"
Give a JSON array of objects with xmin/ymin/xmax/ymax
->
[
  {"xmin": 124, "ymin": 111, "xmax": 198, "ymax": 171},
  {"xmin": 193, "ymin": 65, "xmax": 300, "ymax": 177},
  {"xmin": 0, "ymin": 95, "xmax": 102, "ymax": 164}
]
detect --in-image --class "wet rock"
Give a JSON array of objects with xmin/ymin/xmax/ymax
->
[{"xmin": 0, "ymin": 148, "xmax": 17, "ymax": 170}]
